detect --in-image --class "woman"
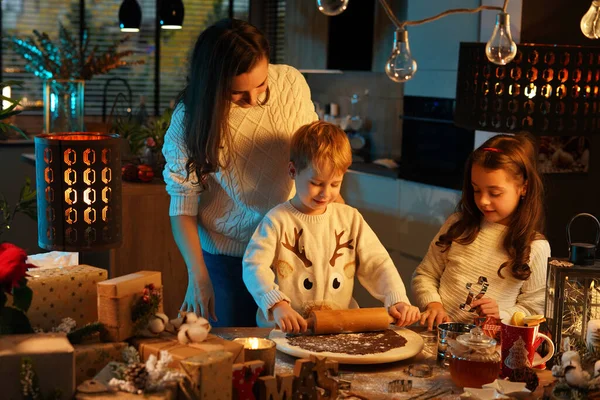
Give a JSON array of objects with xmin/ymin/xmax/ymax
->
[{"xmin": 162, "ymin": 18, "xmax": 318, "ymax": 327}]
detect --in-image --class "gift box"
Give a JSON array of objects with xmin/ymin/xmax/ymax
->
[
  {"xmin": 74, "ymin": 341, "xmax": 128, "ymax": 385},
  {"xmin": 27, "ymin": 264, "xmax": 108, "ymax": 331},
  {"xmin": 131, "ymin": 332, "xmax": 244, "ymax": 369},
  {"xmin": 97, "ymin": 271, "xmax": 163, "ymax": 342},
  {"xmin": 0, "ymin": 333, "xmax": 75, "ymax": 400}
]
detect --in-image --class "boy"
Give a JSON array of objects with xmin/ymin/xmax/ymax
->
[{"xmin": 242, "ymin": 121, "xmax": 420, "ymax": 333}]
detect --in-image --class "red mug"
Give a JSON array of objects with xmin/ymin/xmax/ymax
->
[{"xmin": 500, "ymin": 319, "xmax": 554, "ymax": 378}]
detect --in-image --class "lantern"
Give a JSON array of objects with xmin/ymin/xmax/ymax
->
[
  {"xmin": 545, "ymin": 257, "xmax": 600, "ymax": 351},
  {"xmin": 34, "ymin": 133, "xmax": 122, "ymax": 251}
]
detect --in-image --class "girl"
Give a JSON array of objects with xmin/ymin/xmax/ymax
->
[
  {"xmin": 412, "ymin": 134, "xmax": 551, "ymax": 330},
  {"xmin": 162, "ymin": 19, "xmax": 318, "ymax": 327}
]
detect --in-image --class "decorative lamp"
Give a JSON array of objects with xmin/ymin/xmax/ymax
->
[
  {"xmin": 34, "ymin": 133, "xmax": 122, "ymax": 251},
  {"xmin": 455, "ymin": 42, "xmax": 600, "ymax": 135},
  {"xmin": 545, "ymin": 258, "xmax": 600, "ymax": 352},
  {"xmin": 159, "ymin": 0, "xmax": 185, "ymax": 30},
  {"xmin": 119, "ymin": 0, "xmax": 142, "ymax": 33}
]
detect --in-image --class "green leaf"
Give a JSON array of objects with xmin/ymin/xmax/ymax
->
[
  {"xmin": 12, "ymin": 284, "xmax": 33, "ymax": 312},
  {"xmin": 0, "ymin": 306, "xmax": 34, "ymax": 334}
]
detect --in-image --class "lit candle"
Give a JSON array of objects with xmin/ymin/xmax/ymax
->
[{"xmin": 233, "ymin": 337, "xmax": 276, "ymax": 376}]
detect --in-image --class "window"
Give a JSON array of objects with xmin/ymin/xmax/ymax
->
[{"xmin": 0, "ymin": 0, "xmax": 250, "ymax": 121}]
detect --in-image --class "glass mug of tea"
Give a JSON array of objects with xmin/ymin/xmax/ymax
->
[{"xmin": 448, "ymin": 327, "xmax": 501, "ymax": 388}]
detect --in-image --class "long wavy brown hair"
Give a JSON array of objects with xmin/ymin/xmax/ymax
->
[
  {"xmin": 177, "ymin": 19, "xmax": 270, "ymax": 186},
  {"xmin": 436, "ymin": 133, "xmax": 545, "ymax": 280}
]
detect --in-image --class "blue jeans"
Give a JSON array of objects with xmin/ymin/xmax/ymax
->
[{"xmin": 203, "ymin": 250, "xmax": 258, "ymax": 327}]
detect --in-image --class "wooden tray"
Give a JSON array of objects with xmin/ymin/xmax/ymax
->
[{"xmin": 269, "ymin": 327, "xmax": 424, "ymax": 364}]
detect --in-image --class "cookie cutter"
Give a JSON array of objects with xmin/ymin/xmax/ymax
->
[
  {"xmin": 388, "ymin": 379, "xmax": 412, "ymax": 392},
  {"xmin": 460, "ymin": 276, "xmax": 489, "ymax": 312},
  {"xmin": 406, "ymin": 363, "xmax": 433, "ymax": 378}
]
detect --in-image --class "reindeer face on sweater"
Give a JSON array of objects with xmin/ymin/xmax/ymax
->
[{"xmin": 274, "ymin": 227, "xmax": 357, "ymax": 317}]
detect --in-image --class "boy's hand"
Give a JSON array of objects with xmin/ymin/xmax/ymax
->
[
  {"xmin": 470, "ymin": 297, "xmax": 500, "ymax": 319},
  {"xmin": 272, "ymin": 301, "xmax": 308, "ymax": 334},
  {"xmin": 420, "ymin": 302, "xmax": 450, "ymax": 331},
  {"xmin": 389, "ymin": 302, "xmax": 420, "ymax": 327}
]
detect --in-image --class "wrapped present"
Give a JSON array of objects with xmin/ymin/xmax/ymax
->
[
  {"xmin": 27, "ymin": 264, "xmax": 108, "ymax": 331},
  {"xmin": 131, "ymin": 332, "xmax": 244, "ymax": 369},
  {"xmin": 180, "ymin": 351, "xmax": 233, "ymax": 400},
  {"xmin": 74, "ymin": 341, "xmax": 128, "ymax": 385},
  {"xmin": 97, "ymin": 271, "xmax": 163, "ymax": 342},
  {"xmin": 0, "ymin": 333, "xmax": 75, "ymax": 400}
]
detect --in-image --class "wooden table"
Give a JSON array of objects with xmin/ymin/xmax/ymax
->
[{"xmin": 212, "ymin": 327, "xmax": 554, "ymax": 400}]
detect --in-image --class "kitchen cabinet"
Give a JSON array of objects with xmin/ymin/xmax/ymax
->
[
  {"xmin": 341, "ymin": 170, "xmax": 460, "ymax": 306},
  {"xmin": 403, "ymin": 0, "xmax": 480, "ymax": 98},
  {"xmin": 284, "ymin": 0, "xmax": 401, "ymax": 72}
]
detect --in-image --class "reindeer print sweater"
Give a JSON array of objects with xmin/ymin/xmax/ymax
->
[{"xmin": 243, "ymin": 201, "xmax": 411, "ymax": 327}]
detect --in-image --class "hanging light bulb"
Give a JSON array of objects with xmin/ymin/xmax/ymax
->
[
  {"xmin": 486, "ymin": 12, "xmax": 517, "ymax": 65},
  {"xmin": 119, "ymin": 0, "xmax": 142, "ymax": 33},
  {"xmin": 385, "ymin": 28, "xmax": 417, "ymax": 83},
  {"xmin": 581, "ymin": 1, "xmax": 600, "ymax": 39},
  {"xmin": 317, "ymin": 0, "xmax": 349, "ymax": 16},
  {"xmin": 160, "ymin": 0, "xmax": 185, "ymax": 30}
]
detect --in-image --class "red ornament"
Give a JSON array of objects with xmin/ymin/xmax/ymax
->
[
  {"xmin": 137, "ymin": 164, "xmax": 154, "ymax": 182},
  {"xmin": 122, "ymin": 163, "xmax": 139, "ymax": 182}
]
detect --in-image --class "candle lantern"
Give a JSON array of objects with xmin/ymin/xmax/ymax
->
[
  {"xmin": 545, "ymin": 258, "xmax": 600, "ymax": 351},
  {"xmin": 34, "ymin": 133, "xmax": 122, "ymax": 251},
  {"xmin": 232, "ymin": 337, "xmax": 276, "ymax": 376}
]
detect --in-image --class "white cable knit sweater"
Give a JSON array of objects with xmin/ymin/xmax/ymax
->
[
  {"xmin": 411, "ymin": 215, "xmax": 551, "ymax": 322},
  {"xmin": 162, "ymin": 64, "xmax": 318, "ymax": 257},
  {"xmin": 243, "ymin": 201, "xmax": 411, "ymax": 328}
]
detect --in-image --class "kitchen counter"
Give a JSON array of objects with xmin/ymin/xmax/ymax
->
[
  {"xmin": 211, "ymin": 326, "xmax": 554, "ymax": 400},
  {"xmin": 350, "ymin": 162, "xmax": 464, "ymax": 191}
]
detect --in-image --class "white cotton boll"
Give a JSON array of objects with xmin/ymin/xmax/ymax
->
[
  {"xmin": 565, "ymin": 364, "xmax": 591, "ymax": 388},
  {"xmin": 177, "ymin": 324, "xmax": 191, "ymax": 344},
  {"xmin": 194, "ymin": 317, "xmax": 211, "ymax": 332},
  {"xmin": 595, "ymin": 360, "xmax": 600, "ymax": 377},
  {"xmin": 562, "ymin": 350, "xmax": 581, "ymax": 366},
  {"xmin": 186, "ymin": 324, "xmax": 209, "ymax": 343},
  {"xmin": 147, "ymin": 316, "xmax": 166, "ymax": 334},
  {"xmin": 182, "ymin": 312, "xmax": 198, "ymax": 324},
  {"xmin": 155, "ymin": 313, "xmax": 169, "ymax": 324}
]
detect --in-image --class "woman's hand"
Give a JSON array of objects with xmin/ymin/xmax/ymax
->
[
  {"xmin": 272, "ymin": 301, "xmax": 308, "ymax": 333},
  {"xmin": 420, "ymin": 302, "xmax": 450, "ymax": 331},
  {"xmin": 389, "ymin": 302, "xmax": 421, "ymax": 327},
  {"xmin": 181, "ymin": 270, "xmax": 217, "ymax": 322},
  {"xmin": 470, "ymin": 297, "xmax": 500, "ymax": 319}
]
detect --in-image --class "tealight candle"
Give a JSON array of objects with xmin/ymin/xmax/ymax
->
[{"xmin": 233, "ymin": 337, "xmax": 276, "ymax": 376}]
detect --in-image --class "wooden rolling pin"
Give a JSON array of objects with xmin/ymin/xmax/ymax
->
[{"xmin": 307, "ymin": 308, "xmax": 394, "ymax": 335}]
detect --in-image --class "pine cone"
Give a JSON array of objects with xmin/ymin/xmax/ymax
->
[
  {"xmin": 123, "ymin": 363, "xmax": 148, "ymax": 390},
  {"xmin": 510, "ymin": 367, "xmax": 540, "ymax": 391}
]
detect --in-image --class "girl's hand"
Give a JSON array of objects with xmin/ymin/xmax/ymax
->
[
  {"xmin": 420, "ymin": 302, "xmax": 451, "ymax": 331},
  {"xmin": 181, "ymin": 270, "xmax": 217, "ymax": 322},
  {"xmin": 470, "ymin": 297, "xmax": 500, "ymax": 319},
  {"xmin": 272, "ymin": 301, "xmax": 308, "ymax": 333},
  {"xmin": 389, "ymin": 302, "xmax": 421, "ymax": 327}
]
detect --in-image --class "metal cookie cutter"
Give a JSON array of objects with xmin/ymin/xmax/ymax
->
[
  {"xmin": 388, "ymin": 379, "xmax": 412, "ymax": 393},
  {"xmin": 406, "ymin": 363, "xmax": 433, "ymax": 378},
  {"xmin": 460, "ymin": 276, "xmax": 489, "ymax": 312}
]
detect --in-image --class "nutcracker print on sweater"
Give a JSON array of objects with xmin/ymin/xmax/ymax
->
[{"xmin": 243, "ymin": 202, "xmax": 410, "ymax": 328}]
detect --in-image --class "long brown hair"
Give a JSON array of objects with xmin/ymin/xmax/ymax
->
[
  {"xmin": 178, "ymin": 19, "xmax": 270, "ymax": 186},
  {"xmin": 436, "ymin": 133, "xmax": 545, "ymax": 280}
]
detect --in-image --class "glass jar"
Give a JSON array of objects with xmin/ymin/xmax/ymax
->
[{"xmin": 448, "ymin": 327, "xmax": 501, "ymax": 388}]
